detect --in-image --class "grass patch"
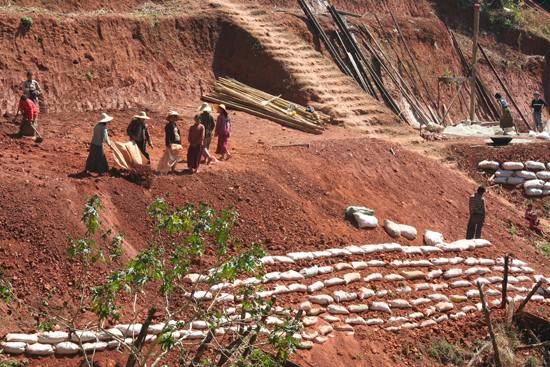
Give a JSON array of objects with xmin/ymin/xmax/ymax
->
[{"xmin": 422, "ymin": 336, "xmax": 468, "ymax": 365}]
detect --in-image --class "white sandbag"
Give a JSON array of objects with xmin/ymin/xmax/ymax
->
[
  {"xmin": 495, "ymin": 169, "xmax": 514, "ymax": 177},
  {"xmin": 354, "ymin": 213, "xmax": 379, "ymax": 228},
  {"xmin": 430, "ymin": 258, "xmax": 449, "ymax": 266},
  {"xmin": 287, "ymin": 252, "xmax": 314, "ymax": 261},
  {"xmin": 211, "ymin": 282, "xmax": 234, "ymax": 291},
  {"xmin": 493, "ymin": 177, "xmax": 508, "ymax": 184},
  {"xmin": 473, "ymin": 239, "xmax": 492, "ymax": 248},
  {"xmin": 428, "ymin": 270, "xmax": 443, "ymax": 279},
  {"xmin": 308, "ymin": 308, "xmax": 326, "ymax": 316},
  {"xmin": 522, "ymin": 266, "xmax": 535, "ymax": 274},
  {"xmin": 289, "ymin": 284, "xmax": 307, "ymax": 292},
  {"xmin": 324, "ymin": 278, "xmax": 345, "ymax": 287},
  {"xmin": 402, "ymin": 246, "xmax": 423, "ymax": 254},
  {"xmin": 517, "ymin": 276, "xmax": 532, "ymax": 283},
  {"xmin": 359, "ymin": 288, "xmax": 375, "ymax": 299},
  {"xmin": 190, "ymin": 291, "xmax": 212, "ymax": 301},
  {"xmin": 312, "ymin": 251, "xmax": 331, "ymax": 258},
  {"xmin": 430, "ymin": 283, "xmax": 449, "ymax": 291},
  {"xmin": 449, "ymin": 257, "xmax": 464, "ymax": 265},
  {"xmin": 27, "ymin": 343, "xmax": 54, "ymax": 355},
  {"xmin": 464, "ymin": 257, "xmax": 479, "ymax": 266},
  {"xmin": 450, "ymin": 312, "xmax": 467, "ymax": 320},
  {"xmin": 6, "ymin": 334, "xmax": 37, "ymax": 344},
  {"xmin": 364, "ymin": 273, "xmax": 383, "ymax": 282},
  {"xmin": 408, "ymin": 312, "xmax": 424, "ymax": 319},
  {"xmin": 117, "ymin": 324, "xmax": 142, "ymax": 336},
  {"xmin": 387, "ymin": 316, "xmax": 409, "ymax": 323},
  {"xmin": 525, "ymin": 179, "xmax": 545, "ymax": 189},
  {"xmin": 384, "ymin": 220, "xmax": 401, "ymax": 237},
  {"xmin": 421, "ymin": 320, "xmax": 438, "ymax": 328},
  {"xmin": 301, "ymin": 330, "xmax": 318, "ymax": 341},
  {"xmin": 69, "ymin": 331, "xmax": 97, "ymax": 343},
  {"xmin": 273, "ymin": 256, "xmax": 295, "ymax": 264},
  {"xmin": 280, "ymin": 270, "xmax": 304, "ymax": 281},
  {"xmin": 388, "ymin": 299, "xmax": 412, "ymax": 308},
  {"xmin": 420, "ymin": 246, "xmax": 443, "ymax": 253},
  {"xmin": 260, "ymin": 256, "xmax": 275, "ymax": 265},
  {"xmin": 97, "ymin": 328, "xmax": 124, "ymax": 340},
  {"xmin": 517, "ymin": 171, "xmax": 537, "ymax": 180},
  {"xmin": 244, "ymin": 277, "xmax": 261, "ymax": 285},
  {"xmin": 508, "ymin": 176, "xmax": 526, "ymax": 185},
  {"xmin": 318, "ymin": 266, "xmax": 334, "ymax": 274},
  {"xmin": 327, "ymin": 248, "xmax": 352, "ymax": 257},
  {"xmin": 444, "ymin": 269, "xmax": 463, "ymax": 279},
  {"xmin": 424, "ymin": 306, "xmax": 436, "ymax": 316},
  {"xmin": 352, "ymin": 261, "xmax": 368, "ymax": 270},
  {"xmin": 451, "ymin": 239, "xmax": 477, "ymax": 251},
  {"xmin": 537, "ymin": 171, "xmax": 550, "ymax": 180},
  {"xmin": 526, "ymin": 161, "xmax": 546, "ymax": 170},
  {"xmin": 367, "ymin": 260, "xmax": 386, "ymax": 267},
  {"xmin": 479, "ymin": 259, "xmax": 496, "ymax": 266},
  {"xmin": 415, "ymin": 283, "xmax": 429, "ymax": 291},
  {"xmin": 318, "ymin": 325, "xmax": 333, "ymax": 336},
  {"xmin": 334, "ymin": 263, "xmax": 353, "ymax": 271},
  {"xmin": 370, "ymin": 302, "xmax": 392, "ymax": 314},
  {"xmin": 299, "ymin": 267, "xmax": 317, "ymax": 279},
  {"xmin": 344, "ymin": 273, "xmax": 361, "ymax": 284},
  {"xmin": 410, "ymin": 260, "xmax": 434, "ymax": 267},
  {"xmin": 272, "ymin": 285, "xmax": 291, "ymax": 295},
  {"xmin": 327, "ymin": 304, "xmax": 349, "ymax": 315},
  {"xmin": 402, "ymin": 323, "xmax": 419, "ymax": 329},
  {"xmin": 183, "ymin": 273, "xmax": 207, "ymax": 284},
  {"xmin": 433, "ymin": 315, "xmax": 449, "ymax": 324},
  {"xmin": 385, "ymin": 326, "xmax": 401, "ymax": 332},
  {"xmin": 390, "ymin": 260, "xmax": 408, "ymax": 267},
  {"xmin": 348, "ymin": 304, "xmax": 369, "ymax": 313},
  {"xmin": 334, "ymin": 323, "xmax": 353, "ymax": 331},
  {"xmin": 38, "ymin": 332, "xmax": 69, "ymax": 344},
  {"xmin": 302, "ymin": 317, "xmax": 318, "ymax": 327},
  {"xmin": 376, "ymin": 290, "xmax": 388, "ymax": 297},
  {"xmin": 398, "ymin": 225, "xmax": 417, "ymax": 240},
  {"xmin": 396, "ymin": 286, "xmax": 412, "ymax": 294},
  {"xmin": 361, "ymin": 244, "xmax": 383, "ymax": 253},
  {"xmin": 366, "ymin": 318, "xmax": 385, "ymax": 326},
  {"xmin": 82, "ymin": 341, "xmax": 108, "ymax": 353},
  {"xmin": 474, "ymin": 278, "xmax": 491, "ymax": 286},
  {"xmin": 55, "ymin": 342, "xmax": 80, "ymax": 355},
  {"xmin": 321, "ymin": 315, "xmax": 340, "ymax": 323},
  {"xmin": 462, "ymin": 305, "xmax": 477, "ymax": 313},
  {"xmin": 502, "ymin": 162, "xmax": 524, "ymax": 170},
  {"xmin": 428, "ymin": 294, "xmax": 450, "ymax": 302},
  {"xmin": 466, "ymin": 290, "xmax": 480, "ymax": 298},
  {"xmin": 333, "ymin": 291, "xmax": 357, "ymax": 303},
  {"xmin": 486, "ymin": 289, "xmax": 501, "ymax": 296},
  {"xmin": 435, "ymin": 302, "xmax": 454, "ymax": 312},
  {"xmin": 385, "ymin": 274, "xmax": 405, "ymax": 282},
  {"xmin": 0, "ymin": 342, "xmax": 26, "ymax": 354},
  {"xmin": 255, "ymin": 291, "xmax": 273, "ymax": 298},
  {"xmin": 424, "ymin": 231, "xmax": 444, "ymax": 245},
  {"xmin": 345, "ymin": 316, "xmax": 366, "ymax": 325},
  {"xmin": 478, "ymin": 160, "xmax": 500, "ymax": 170},
  {"xmin": 401, "ymin": 271, "xmax": 426, "ymax": 280},
  {"xmin": 307, "ymin": 295, "xmax": 333, "ymax": 306},
  {"xmin": 382, "ymin": 243, "xmax": 403, "ymax": 252},
  {"xmin": 344, "ymin": 245, "xmax": 365, "ymax": 254},
  {"xmin": 493, "ymin": 266, "xmax": 505, "ymax": 273}
]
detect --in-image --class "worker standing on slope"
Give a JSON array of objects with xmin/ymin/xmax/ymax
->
[
  {"xmin": 85, "ymin": 113, "xmax": 114, "ymax": 174},
  {"xmin": 18, "ymin": 94, "xmax": 38, "ymax": 138},
  {"xmin": 22, "ymin": 71, "xmax": 41, "ymax": 106},
  {"xmin": 214, "ymin": 104, "xmax": 231, "ymax": 161},
  {"xmin": 158, "ymin": 111, "xmax": 183, "ymax": 174},
  {"xmin": 466, "ymin": 185, "xmax": 486, "ymax": 240},
  {"xmin": 127, "ymin": 111, "xmax": 154, "ymax": 164},
  {"xmin": 198, "ymin": 102, "xmax": 215, "ymax": 165},
  {"xmin": 531, "ymin": 91, "xmax": 548, "ymax": 133},
  {"xmin": 495, "ymin": 93, "xmax": 517, "ymax": 135},
  {"xmin": 187, "ymin": 114, "xmax": 205, "ymax": 173}
]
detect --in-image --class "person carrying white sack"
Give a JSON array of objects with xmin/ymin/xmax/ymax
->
[{"xmin": 157, "ymin": 111, "xmax": 183, "ymax": 174}]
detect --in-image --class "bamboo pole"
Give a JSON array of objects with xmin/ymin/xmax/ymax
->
[
  {"xmin": 478, "ymin": 43, "xmax": 533, "ymax": 130},
  {"xmin": 440, "ymin": 82, "xmax": 465, "ymax": 125},
  {"xmin": 501, "ymin": 254, "xmax": 510, "ymax": 309},
  {"xmin": 390, "ymin": 11, "xmax": 441, "ymax": 119},
  {"xmin": 477, "ymin": 283, "xmax": 503, "ymax": 367},
  {"xmin": 470, "ymin": 4, "xmax": 481, "ymax": 121},
  {"xmin": 515, "ymin": 279, "xmax": 544, "ymax": 314}
]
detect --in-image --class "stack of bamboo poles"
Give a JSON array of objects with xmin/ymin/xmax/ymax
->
[{"xmin": 201, "ymin": 78, "xmax": 328, "ymax": 134}]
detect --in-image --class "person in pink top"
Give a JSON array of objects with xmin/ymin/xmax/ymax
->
[
  {"xmin": 214, "ymin": 104, "xmax": 231, "ymax": 161},
  {"xmin": 187, "ymin": 114, "xmax": 205, "ymax": 173},
  {"xmin": 525, "ymin": 203, "xmax": 535, "ymax": 220}
]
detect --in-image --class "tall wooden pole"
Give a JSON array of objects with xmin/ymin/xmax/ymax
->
[{"xmin": 470, "ymin": 4, "xmax": 481, "ymax": 121}]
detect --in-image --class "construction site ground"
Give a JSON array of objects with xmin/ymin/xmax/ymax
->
[{"xmin": 2, "ymin": 0, "xmax": 550, "ymax": 365}]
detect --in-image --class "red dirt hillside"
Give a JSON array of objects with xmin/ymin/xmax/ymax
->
[{"xmin": 1, "ymin": 0, "xmax": 550, "ymax": 366}]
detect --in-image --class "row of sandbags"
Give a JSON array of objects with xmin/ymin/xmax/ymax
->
[{"xmin": 478, "ymin": 160, "xmax": 550, "ymax": 195}]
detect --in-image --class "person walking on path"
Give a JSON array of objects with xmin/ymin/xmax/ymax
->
[
  {"xmin": 127, "ymin": 111, "xmax": 154, "ymax": 164},
  {"xmin": 85, "ymin": 113, "xmax": 113, "ymax": 174},
  {"xmin": 187, "ymin": 114, "xmax": 205, "ymax": 173},
  {"xmin": 531, "ymin": 91, "xmax": 548, "ymax": 133},
  {"xmin": 466, "ymin": 185, "xmax": 486, "ymax": 239},
  {"xmin": 21, "ymin": 71, "xmax": 41, "ymax": 105},
  {"xmin": 158, "ymin": 111, "xmax": 183, "ymax": 174},
  {"xmin": 18, "ymin": 94, "xmax": 38, "ymax": 138},
  {"xmin": 495, "ymin": 93, "xmax": 517, "ymax": 134},
  {"xmin": 198, "ymin": 102, "xmax": 215, "ymax": 164},
  {"xmin": 214, "ymin": 104, "xmax": 231, "ymax": 161}
]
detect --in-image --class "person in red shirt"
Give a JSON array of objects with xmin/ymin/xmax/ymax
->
[
  {"xmin": 18, "ymin": 94, "xmax": 38, "ymax": 138},
  {"xmin": 525, "ymin": 203, "xmax": 535, "ymax": 220},
  {"xmin": 187, "ymin": 114, "xmax": 205, "ymax": 173}
]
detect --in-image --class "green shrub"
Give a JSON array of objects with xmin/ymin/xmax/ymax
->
[{"xmin": 20, "ymin": 16, "xmax": 33, "ymax": 27}]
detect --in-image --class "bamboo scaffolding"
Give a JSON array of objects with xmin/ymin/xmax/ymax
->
[{"xmin": 201, "ymin": 78, "xmax": 327, "ymax": 134}]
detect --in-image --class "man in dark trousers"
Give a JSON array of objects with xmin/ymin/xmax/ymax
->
[
  {"xmin": 127, "ymin": 111, "xmax": 154, "ymax": 164},
  {"xmin": 466, "ymin": 186, "xmax": 486, "ymax": 239},
  {"xmin": 531, "ymin": 91, "xmax": 548, "ymax": 133}
]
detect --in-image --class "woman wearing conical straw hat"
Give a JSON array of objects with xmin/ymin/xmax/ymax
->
[
  {"xmin": 198, "ymin": 102, "xmax": 216, "ymax": 165},
  {"xmin": 127, "ymin": 111, "xmax": 154, "ymax": 164},
  {"xmin": 85, "ymin": 112, "xmax": 113, "ymax": 174},
  {"xmin": 214, "ymin": 104, "xmax": 231, "ymax": 161},
  {"xmin": 158, "ymin": 111, "xmax": 183, "ymax": 174}
]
